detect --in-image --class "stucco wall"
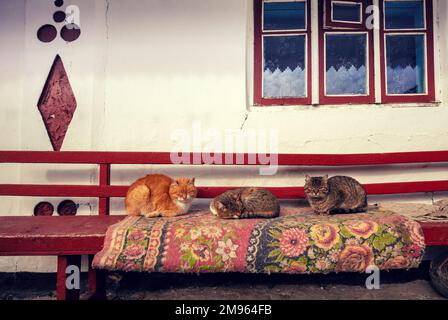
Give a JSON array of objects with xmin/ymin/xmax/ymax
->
[{"xmin": 0, "ymin": 0, "xmax": 447, "ymax": 272}]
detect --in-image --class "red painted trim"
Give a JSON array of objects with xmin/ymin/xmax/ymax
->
[
  {"xmin": 319, "ymin": 0, "xmax": 375, "ymax": 105},
  {"xmin": 0, "ymin": 216, "xmax": 125, "ymax": 255},
  {"xmin": 2, "ymin": 150, "xmax": 448, "ymax": 165},
  {"xmin": 88, "ymin": 255, "xmax": 106, "ymax": 300},
  {"xmin": 2, "ymin": 151, "xmax": 448, "ymax": 214},
  {"xmin": 198, "ymin": 187, "xmax": 305, "ymax": 199},
  {"xmin": 0, "ymin": 151, "xmax": 176, "ymax": 164},
  {"xmin": 420, "ymin": 222, "xmax": 448, "ymax": 246},
  {"xmin": 363, "ymin": 181, "xmax": 448, "ymax": 195},
  {"xmin": 253, "ymin": 0, "xmax": 435, "ymax": 106},
  {"xmin": 254, "ymin": 0, "xmax": 263, "ymax": 105},
  {"xmin": 0, "ymin": 184, "xmax": 127, "ymax": 198},
  {"xmin": 99, "ymin": 163, "xmax": 111, "ymax": 216},
  {"xmin": 57, "ymin": 256, "xmax": 68, "ymax": 300},
  {"xmin": 253, "ymin": 0, "xmax": 312, "ymax": 106},
  {"xmin": 2, "ymin": 181, "xmax": 448, "ymax": 199},
  {"xmin": 379, "ymin": 0, "xmax": 435, "ymax": 104}
]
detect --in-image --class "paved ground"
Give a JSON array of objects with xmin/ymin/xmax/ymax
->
[{"xmin": 0, "ymin": 261, "xmax": 445, "ymax": 300}]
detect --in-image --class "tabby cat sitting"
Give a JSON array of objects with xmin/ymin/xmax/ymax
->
[
  {"xmin": 125, "ymin": 174, "xmax": 197, "ymax": 218},
  {"xmin": 210, "ymin": 187, "xmax": 280, "ymax": 219},
  {"xmin": 304, "ymin": 175, "xmax": 367, "ymax": 215}
]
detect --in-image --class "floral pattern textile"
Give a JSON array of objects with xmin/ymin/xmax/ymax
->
[{"xmin": 92, "ymin": 206, "xmax": 425, "ymax": 274}]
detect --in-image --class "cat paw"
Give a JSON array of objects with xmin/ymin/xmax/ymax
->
[
  {"xmin": 161, "ymin": 211, "xmax": 181, "ymax": 218},
  {"xmin": 143, "ymin": 211, "xmax": 161, "ymax": 218}
]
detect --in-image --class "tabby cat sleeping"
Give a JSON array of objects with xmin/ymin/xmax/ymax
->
[
  {"xmin": 304, "ymin": 175, "xmax": 367, "ymax": 215},
  {"xmin": 125, "ymin": 174, "xmax": 197, "ymax": 218},
  {"xmin": 210, "ymin": 187, "xmax": 280, "ymax": 219}
]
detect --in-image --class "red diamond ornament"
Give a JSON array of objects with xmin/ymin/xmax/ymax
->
[{"xmin": 37, "ymin": 55, "xmax": 77, "ymax": 151}]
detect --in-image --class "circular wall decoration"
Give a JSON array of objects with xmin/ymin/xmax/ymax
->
[
  {"xmin": 60, "ymin": 24, "xmax": 81, "ymax": 42},
  {"xmin": 37, "ymin": 1, "xmax": 81, "ymax": 44},
  {"xmin": 37, "ymin": 24, "xmax": 57, "ymax": 43},
  {"xmin": 57, "ymin": 200, "xmax": 78, "ymax": 216},
  {"xmin": 34, "ymin": 202, "xmax": 54, "ymax": 216},
  {"xmin": 53, "ymin": 11, "xmax": 66, "ymax": 23}
]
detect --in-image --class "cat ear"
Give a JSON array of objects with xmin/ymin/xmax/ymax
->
[
  {"xmin": 217, "ymin": 202, "xmax": 224, "ymax": 209},
  {"xmin": 323, "ymin": 175, "xmax": 329, "ymax": 182},
  {"xmin": 305, "ymin": 175, "xmax": 310, "ymax": 182},
  {"xmin": 171, "ymin": 181, "xmax": 179, "ymax": 186},
  {"xmin": 190, "ymin": 177, "xmax": 196, "ymax": 185}
]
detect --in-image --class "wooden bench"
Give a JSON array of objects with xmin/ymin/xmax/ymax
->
[{"xmin": 1, "ymin": 150, "xmax": 448, "ymax": 300}]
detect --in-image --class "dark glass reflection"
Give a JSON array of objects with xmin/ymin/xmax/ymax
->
[
  {"xmin": 385, "ymin": 0, "xmax": 424, "ymax": 29},
  {"xmin": 332, "ymin": 2, "xmax": 361, "ymax": 22},
  {"xmin": 264, "ymin": 1, "xmax": 306, "ymax": 30}
]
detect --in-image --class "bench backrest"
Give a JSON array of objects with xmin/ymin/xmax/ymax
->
[{"xmin": 1, "ymin": 150, "xmax": 448, "ymax": 216}]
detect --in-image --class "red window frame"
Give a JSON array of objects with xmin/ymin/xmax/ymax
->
[
  {"xmin": 254, "ymin": 0, "xmax": 436, "ymax": 106},
  {"xmin": 319, "ymin": 0, "xmax": 375, "ymax": 105},
  {"xmin": 379, "ymin": 0, "xmax": 435, "ymax": 104},
  {"xmin": 254, "ymin": 0, "xmax": 312, "ymax": 106}
]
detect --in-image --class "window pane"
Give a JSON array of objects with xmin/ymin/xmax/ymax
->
[
  {"xmin": 325, "ymin": 34, "xmax": 367, "ymax": 95},
  {"xmin": 385, "ymin": 0, "xmax": 424, "ymax": 29},
  {"xmin": 386, "ymin": 35, "xmax": 425, "ymax": 94},
  {"xmin": 264, "ymin": 1, "xmax": 306, "ymax": 30},
  {"xmin": 263, "ymin": 35, "xmax": 306, "ymax": 98},
  {"xmin": 332, "ymin": 2, "xmax": 361, "ymax": 22}
]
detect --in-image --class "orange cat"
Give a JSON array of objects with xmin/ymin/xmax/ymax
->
[{"xmin": 125, "ymin": 174, "xmax": 197, "ymax": 218}]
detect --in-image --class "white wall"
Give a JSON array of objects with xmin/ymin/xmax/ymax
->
[{"xmin": 0, "ymin": 0, "xmax": 448, "ymax": 272}]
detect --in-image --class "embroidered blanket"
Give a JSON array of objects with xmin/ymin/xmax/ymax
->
[{"xmin": 92, "ymin": 206, "xmax": 425, "ymax": 274}]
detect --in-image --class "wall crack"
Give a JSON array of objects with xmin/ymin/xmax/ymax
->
[{"xmin": 240, "ymin": 113, "xmax": 249, "ymax": 130}]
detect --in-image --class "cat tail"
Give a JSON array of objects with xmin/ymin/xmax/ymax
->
[
  {"xmin": 332, "ymin": 208, "xmax": 358, "ymax": 214},
  {"xmin": 338, "ymin": 207, "xmax": 367, "ymax": 214},
  {"xmin": 354, "ymin": 197, "xmax": 368, "ymax": 213},
  {"xmin": 271, "ymin": 203, "xmax": 281, "ymax": 218}
]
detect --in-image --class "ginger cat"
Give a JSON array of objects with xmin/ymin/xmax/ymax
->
[{"xmin": 125, "ymin": 174, "xmax": 197, "ymax": 218}]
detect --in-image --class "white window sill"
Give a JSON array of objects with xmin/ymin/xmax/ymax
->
[{"xmin": 249, "ymin": 102, "xmax": 442, "ymax": 112}]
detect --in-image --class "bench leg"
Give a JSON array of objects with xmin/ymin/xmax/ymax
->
[
  {"xmin": 87, "ymin": 255, "xmax": 107, "ymax": 300},
  {"xmin": 57, "ymin": 255, "xmax": 81, "ymax": 301}
]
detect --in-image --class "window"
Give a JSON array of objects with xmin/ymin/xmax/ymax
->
[
  {"xmin": 380, "ymin": 0, "xmax": 435, "ymax": 103},
  {"xmin": 327, "ymin": 1, "xmax": 364, "ymax": 28},
  {"xmin": 319, "ymin": 0, "xmax": 375, "ymax": 104},
  {"xmin": 254, "ymin": 0, "xmax": 312, "ymax": 105},
  {"xmin": 253, "ymin": 0, "xmax": 435, "ymax": 106}
]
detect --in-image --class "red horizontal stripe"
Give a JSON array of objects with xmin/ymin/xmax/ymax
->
[
  {"xmin": 1, "ymin": 151, "xmax": 448, "ymax": 165},
  {"xmin": 1, "ymin": 181, "xmax": 448, "ymax": 199}
]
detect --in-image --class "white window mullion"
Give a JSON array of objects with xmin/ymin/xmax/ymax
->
[
  {"xmin": 432, "ymin": 0, "xmax": 440, "ymax": 102},
  {"xmin": 311, "ymin": 0, "xmax": 319, "ymax": 104},
  {"xmin": 373, "ymin": 0, "xmax": 382, "ymax": 103}
]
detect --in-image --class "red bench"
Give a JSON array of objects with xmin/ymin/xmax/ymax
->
[{"xmin": 1, "ymin": 150, "xmax": 448, "ymax": 300}]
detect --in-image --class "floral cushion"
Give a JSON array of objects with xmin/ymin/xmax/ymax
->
[{"xmin": 92, "ymin": 206, "xmax": 425, "ymax": 274}]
